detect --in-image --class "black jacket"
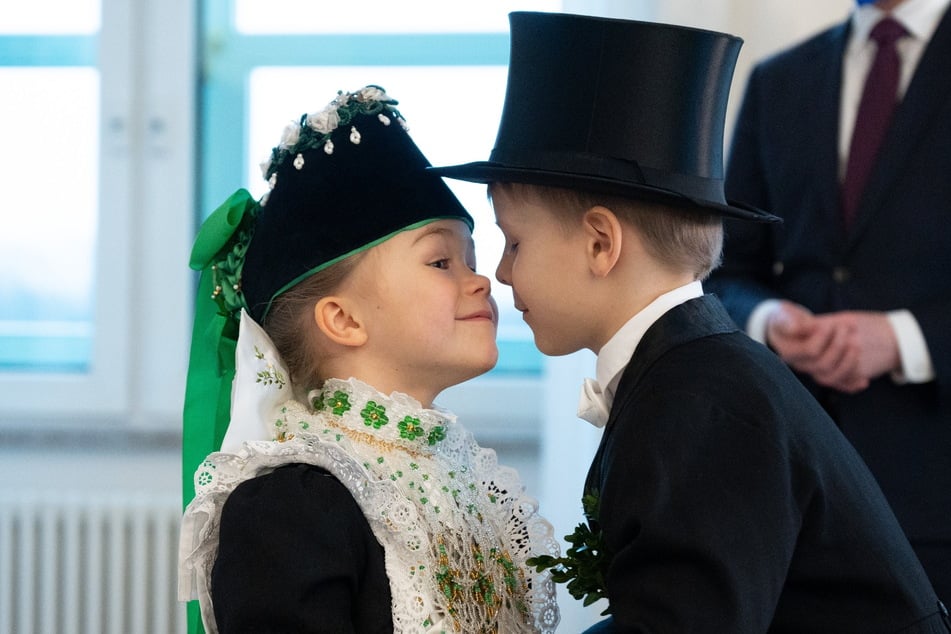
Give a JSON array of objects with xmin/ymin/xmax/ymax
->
[{"xmin": 584, "ymin": 295, "xmax": 947, "ymax": 632}]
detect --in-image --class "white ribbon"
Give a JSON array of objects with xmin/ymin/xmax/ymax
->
[
  {"xmin": 219, "ymin": 309, "xmax": 293, "ymax": 453},
  {"xmin": 577, "ymin": 378, "xmax": 611, "ymax": 428}
]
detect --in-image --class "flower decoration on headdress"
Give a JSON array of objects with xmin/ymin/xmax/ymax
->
[{"xmin": 258, "ymin": 85, "xmax": 406, "ymax": 186}]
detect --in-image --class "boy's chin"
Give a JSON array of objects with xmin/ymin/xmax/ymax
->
[{"xmin": 532, "ymin": 333, "xmax": 583, "ymax": 358}]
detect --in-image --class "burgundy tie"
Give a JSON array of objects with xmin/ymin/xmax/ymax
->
[{"xmin": 842, "ymin": 17, "xmax": 907, "ymax": 229}]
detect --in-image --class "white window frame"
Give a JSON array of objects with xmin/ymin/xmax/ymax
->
[{"xmin": 0, "ymin": 0, "xmax": 196, "ymax": 428}]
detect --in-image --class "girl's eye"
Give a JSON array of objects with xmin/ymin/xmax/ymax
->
[{"xmin": 429, "ymin": 258, "xmax": 450, "ymax": 270}]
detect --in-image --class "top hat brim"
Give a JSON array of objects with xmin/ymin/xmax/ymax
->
[{"xmin": 430, "ymin": 162, "xmax": 780, "ymax": 223}]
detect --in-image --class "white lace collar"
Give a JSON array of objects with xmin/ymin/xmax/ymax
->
[{"xmin": 301, "ymin": 377, "xmax": 456, "ymax": 456}]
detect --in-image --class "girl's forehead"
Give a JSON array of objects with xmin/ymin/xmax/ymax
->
[
  {"xmin": 368, "ymin": 218, "xmax": 474, "ymax": 258},
  {"xmin": 408, "ymin": 218, "xmax": 474, "ymax": 242}
]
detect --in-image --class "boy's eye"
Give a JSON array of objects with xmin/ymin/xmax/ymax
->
[
  {"xmin": 508, "ymin": 242, "xmax": 519, "ymax": 254},
  {"xmin": 429, "ymin": 258, "xmax": 450, "ymax": 269}
]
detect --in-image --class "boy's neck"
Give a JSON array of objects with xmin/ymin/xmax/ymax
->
[{"xmin": 593, "ymin": 267, "xmax": 697, "ymax": 353}]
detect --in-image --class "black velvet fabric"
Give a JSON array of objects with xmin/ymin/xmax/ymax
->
[
  {"xmin": 583, "ymin": 295, "xmax": 949, "ymax": 632},
  {"xmin": 212, "ymin": 464, "xmax": 393, "ymax": 633},
  {"xmin": 242, "ymin": 107, "xmax": 471, "ymax": 322}
]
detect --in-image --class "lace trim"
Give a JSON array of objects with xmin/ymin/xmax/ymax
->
[{"xmin": 179, "ymin": 379, "xmax": 560, "ymax": 633}]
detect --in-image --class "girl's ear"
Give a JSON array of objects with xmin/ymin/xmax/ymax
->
[
  {"xmin": 582, "ymin": 206, "xmax": 623, "ymax": 277},
  {"xmin": 314, "ymin": 296, "xmax": 368, "ymax": 347}
]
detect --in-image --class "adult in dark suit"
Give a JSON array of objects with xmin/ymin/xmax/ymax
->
[{"xmin": 707, "ymin": 0, "xmax": 951, "ymax": 600}]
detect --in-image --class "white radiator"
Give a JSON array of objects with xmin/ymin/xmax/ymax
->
[{"xmin": 0, "ymin": 490, "xmax": 187, "ymax": 634}]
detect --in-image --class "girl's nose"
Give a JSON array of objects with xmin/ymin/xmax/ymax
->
[{"xmin": 470, "ymin": 271, "xmax": 492, "ymax": 295}]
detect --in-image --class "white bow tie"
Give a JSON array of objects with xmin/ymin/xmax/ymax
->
[{"xmin": 577, "ymin": 378, "xmax": 611, "ymax": 428}]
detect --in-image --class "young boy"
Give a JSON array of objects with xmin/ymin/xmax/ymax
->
[{"xmin": 433, "ymin": 11, "xmax": 951, "ymax": 633}]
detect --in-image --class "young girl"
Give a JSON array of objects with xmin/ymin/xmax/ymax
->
[{"xmin": 177, "ymin": 86, "xmax": 560, "ymax": 633}]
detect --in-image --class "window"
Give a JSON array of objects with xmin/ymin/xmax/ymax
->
[
  {"xmin": 0, "ymin": 6, "xmax": 100, "ymax": 374},
  {"xmin": 0, "ymin": 0, "xmax": 195, "ymax": 422}
]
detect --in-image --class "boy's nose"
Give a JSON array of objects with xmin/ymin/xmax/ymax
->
[{"xmin": 495, "ymin": 258, "xmax": 511, "ymax": 286}]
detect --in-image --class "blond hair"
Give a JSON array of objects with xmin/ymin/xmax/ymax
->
[
  {"xmin": 491, "ymin": 182, "xmax": 723, "ymax": 280},
  {"xmin": 262, "ymin": 253, "xmax": 366, "ymax": 391}
]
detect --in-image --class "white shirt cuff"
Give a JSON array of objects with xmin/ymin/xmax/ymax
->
[
  {"xmin": 886, "ymin": 309, "xmax": 935, "ymax": 384},
  {"xmin": 746, "ymin": 299, "xmax": 782, "ymax": 345}
]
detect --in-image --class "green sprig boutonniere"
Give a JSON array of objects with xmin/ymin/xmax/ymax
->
[{"xmin": 526, "ymin": 490, "xmax": 611, "ymax": 614}]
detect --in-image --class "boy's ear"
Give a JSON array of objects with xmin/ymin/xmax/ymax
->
[
  {"xmin": 314, "ymin": 296, "xmax": 368, "ymax": 347},
  {"xmin": 582, "ymin": 206, "xmax": 623, "ymax": 277}
]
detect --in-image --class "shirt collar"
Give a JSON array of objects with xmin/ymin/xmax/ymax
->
[
  {"xmin": 595, "ymin": 280, "xmax": 704, "ymax": 404},
  {"xmin": 849, "ymin": 0, "xmax": 949, "ymax": 51}
]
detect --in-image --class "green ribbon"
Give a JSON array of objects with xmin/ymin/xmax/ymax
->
[{"xmin": 182, "ymin": 188, "xmax": 257, "ymax": 634}]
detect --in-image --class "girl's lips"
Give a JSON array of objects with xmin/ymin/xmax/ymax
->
[{"xmin": 459, "ymin": 309, "xmax": 495, "ymax": 321}]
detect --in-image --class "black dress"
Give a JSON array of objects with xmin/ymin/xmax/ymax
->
[{"xmin": 212, "ymin": 464, "xmax": 393, "ymax": 633}]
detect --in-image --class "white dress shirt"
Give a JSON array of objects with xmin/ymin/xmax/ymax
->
[{"xmin": 577, "ymin": 281, "xmax": 704, "ymax": 427}]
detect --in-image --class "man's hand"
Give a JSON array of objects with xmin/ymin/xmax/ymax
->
[{"xmin": 765, "ymin": 301, "xmax": 900, "ymax": 393}]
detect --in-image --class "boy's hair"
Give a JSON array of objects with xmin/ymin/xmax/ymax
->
[
  {"xmin": 262, "ymin": 252, "xmax": 366, "ymax": 391},
  {"xmin": 492, "ymin": 182, "xmax": 723, "ymax": 280}
]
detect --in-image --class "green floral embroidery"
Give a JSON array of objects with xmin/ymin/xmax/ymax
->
[
  {"xmin": 255, "ymin": 363, "xmax": 286, "ymax": 388},
  {"xmin": 361, "ymin": 400, "xmax": 388, "ymax": 428},
  {"xmin": 426, "ymin": 425, "xmax": 446, "ymax": 445},
  {"xmin": 527, "ymin": 490, "xmax": 611, "ymax": 614},
  {"xmin": 329, "ymin": 391, "xmax": 351, "ymax": 415},
  {"xmin": 311, "ymin": 393, "xmax": 325, "ymax": 411},
  {"xmin": 398, "ymin": 415, "xmax": 425, "ymax": 441}
]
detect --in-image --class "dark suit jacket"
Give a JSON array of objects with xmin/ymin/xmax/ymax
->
[
  {"xmin": 583, "ymin": 295, "xmax": 948, "ymax": 632},
  {"xmin": 705, "ymin": 7, "xmax": 951, "ymax": 595}
]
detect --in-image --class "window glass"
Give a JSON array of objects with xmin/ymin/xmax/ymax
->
[
  {"xmin": 0, "ymin": 67, "xmax": 99, "ymax": 371},
  {"xmin": 234, "ymin": 0, "xmax": 561, "ymax": 34},
  {"xmin": 0, "ymin": 0, "xmax": 100, "ymax": 34}
]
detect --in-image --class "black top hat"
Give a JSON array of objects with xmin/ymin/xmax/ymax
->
[{"xmin": 431, "ymin": 12, "xmax": 777, "ymax": 222}]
